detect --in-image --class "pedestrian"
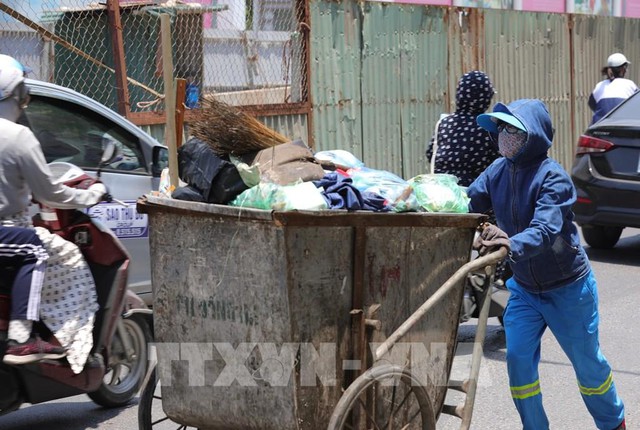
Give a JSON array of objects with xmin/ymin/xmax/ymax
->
[
  {"xmin": 469, "ymin": 98, "xmax": 626, "ymax": 430},
  {"xmin": 0, "ymin": 54, "xmax": 106, "ymax": 373},
  {"xmin": 425, "ymin": 70, "xmax": 500, "ymax": 187},
  {"xmin": 588, "ymin": 52, "xmax": 638, "ymax": 124},
  {"xmin": 426, "ymin": 71, "xmax": 510, "ymax": 287}
]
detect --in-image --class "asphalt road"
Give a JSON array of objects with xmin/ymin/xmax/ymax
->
[{"xmin": 0, "ymin": 228, "xmax": 638, "ymax": 430}]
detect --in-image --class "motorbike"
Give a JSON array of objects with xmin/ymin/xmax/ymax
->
[{"xmin": 0, "ymin": 144, "xmax": 152, "ymax": 415}]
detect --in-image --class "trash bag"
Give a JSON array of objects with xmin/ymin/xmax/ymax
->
[
  {"xmin": 314, "ymin": 149, "xmax": 365, "ymax": 169},
  {"xmin": 171, "ymin": 185, "xmax": 206, "ymax": 202},
  {"xmin": 347, "ymin": 167, "xmax": 419, "ymax": 212},
  {"xmin": 409, "ymin": 174, "xmax": 470, "ymax": 213},
  {"xmin": 229, "ymin": 183, "xmax": 280, "ymax": 210},
  {"xmin": 177, "ymin": 137, "xmax": 248, "ymax": 204},
  {"xmin": 239, "ymin": 140, "xmax": 326, "ymax": 186},
  {"xmin": 229, "ymin": 181, "xmax": 329, "ymax": 211}
]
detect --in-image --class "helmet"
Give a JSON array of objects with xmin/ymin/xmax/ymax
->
[
  {"xmin": 0, "ymin": 54, "xmax": 29, "ymax": 107},
  {"xmin": 607, "ymin": 53, "xmax": 630, "ymax": 68}
]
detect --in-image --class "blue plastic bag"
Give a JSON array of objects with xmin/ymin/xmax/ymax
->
[{"xmin": 347, "ymin": 167, "xmax": 419, "ymax": 212}]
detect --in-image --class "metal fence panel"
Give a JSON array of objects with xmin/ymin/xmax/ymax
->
[
  {"xmin": 572, "ymin": 14, "xmax": 640, "ymax": 146},
  {"xmin": 0, "ymin": 0, "xmax": 309, "ymax": 122},
  {"xmin": 310, "ymin": 3, "xmax": 450, "ymax": 178},
  {"xmin": 483, "ymin": 9, "xmax": 574, "ymax": 169},
  {"xmin": 308, "ymin": 0, "xmax": 363, "ymax": 158},
  {"xmin": 361, "ymin": 4, "xmax": 449, "ymax": 178}
]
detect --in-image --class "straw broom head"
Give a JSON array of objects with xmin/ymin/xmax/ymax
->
[{"xmin": 189, "ymin": 98, "xmax": 289, "ymax": 156}]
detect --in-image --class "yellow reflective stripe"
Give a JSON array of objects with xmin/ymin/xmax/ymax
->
[
  {"xmin": 579, "ymin": 372, "xmax": 613, "ymax": 396},
  {"xmin": 511, "ymin": 380, "xmax": 541, "ymax": 400}
]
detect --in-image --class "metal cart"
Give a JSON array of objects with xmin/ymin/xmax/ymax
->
[{"xmin": 136, "ymin": 196, "xmax": 505, "ymax": 430}]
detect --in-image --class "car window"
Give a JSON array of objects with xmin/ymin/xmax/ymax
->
[{"xmin": 22, "ymin": 95, "xmax": 147, "ymax": 174}]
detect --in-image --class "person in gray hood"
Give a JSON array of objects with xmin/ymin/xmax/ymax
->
[
  {"xmin": 425, "ymin": 70, "xmax": 500, "ymax": 187},
  {"xmin": 469, "ymin": 99, "xmax": 626, "ymax": 430}
]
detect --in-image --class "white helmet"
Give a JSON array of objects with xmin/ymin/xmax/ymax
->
[
  {"xmin": 607, "ymin": 53, "xmax": 630, "ymax": 68},
  {"xmin": 0, "ymin": 54, "xmax": 26, "ymax": 101},
  {"xmin": 0, "ymin": 54, "xmax": 30, "ymax": 116}
]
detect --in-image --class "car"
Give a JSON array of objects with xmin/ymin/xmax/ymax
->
[
  {"xmin": 570, "ymin": 90, "xmax": 640, "ymax": 249},
  {"xmin": 21, "ymin": 78, "xmax": 169, "ymax": 305}
]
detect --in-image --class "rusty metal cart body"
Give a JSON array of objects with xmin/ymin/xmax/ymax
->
[{"xmin": 137, "ymin": 196, "xmax": 503, "ymax": 430}]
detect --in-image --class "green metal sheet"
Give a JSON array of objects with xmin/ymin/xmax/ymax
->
[
  {"xmin": 483, "ymin": 9, "xmax": 574, "ymax": 169},
  {"xmin": 572, "ymin": 15, "xmax": 640, "ymax": 145},
  {"xmin": 309, "ymin": 0, "xmax": 363, "ymax": 160},
  {"xmin": 311, "ymin": 1, "xmax": 448, "ymax": 179}
]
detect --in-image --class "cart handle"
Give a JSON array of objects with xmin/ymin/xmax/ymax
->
[{"xmin": 374, "ymin": 247, "xmax": 508, "ymax": 361}]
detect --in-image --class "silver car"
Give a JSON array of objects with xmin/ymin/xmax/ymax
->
[{"xmin": 22, "ymin": 79, "xmax": 168, "ymax": 305}]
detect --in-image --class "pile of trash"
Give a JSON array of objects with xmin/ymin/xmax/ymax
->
[{"xmin": 159, "ymin": 136, "xmax": 470, "ymax": 214}]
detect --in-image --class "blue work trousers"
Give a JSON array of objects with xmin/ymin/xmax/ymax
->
[
  {"xmin": 0, "ymin": 226, "xmax": 48, "ymax": 320},
  {"xmin": 503, "ymin": 271, "xmax": 625, "ymax": 430}
]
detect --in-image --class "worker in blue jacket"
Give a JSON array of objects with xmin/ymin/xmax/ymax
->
[{"xmin": 468, "ymin": 98, "xmax": 626, "ymax": 430}]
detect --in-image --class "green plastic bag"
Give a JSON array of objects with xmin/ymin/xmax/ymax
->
[
  {"xmin": 229, "ymin": 183, "xmax": 281, "ymax": 210},
  {"xmin": 409, "ymin": 174, "xmax": 469, "ymax": 213},
  {"xmin": 229, "ymin": 181, "xmax": 328, "ymax": 211}
]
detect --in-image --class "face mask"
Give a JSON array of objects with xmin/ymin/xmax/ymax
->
[{"xmin": 498, "ymin": 130, "xmax": 527, "ymax": 159}]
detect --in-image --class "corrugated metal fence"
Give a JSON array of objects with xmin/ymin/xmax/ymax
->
[{"xmin": 311, "ymin": 4, "xmax": 640, "ymax": 178}]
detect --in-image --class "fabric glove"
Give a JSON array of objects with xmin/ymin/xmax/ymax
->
[
  {"xmin": 473, "ymin": 223, "xmax": 510, "ymax": 256},
  {"xmin": 87, "ymin": 183, "xmax": 109, "ymax": 205}
]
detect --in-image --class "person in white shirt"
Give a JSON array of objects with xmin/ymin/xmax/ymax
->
[
  {"xmin": 0, "ymin": 54, "xmax": 105, "ymax": 372},
  {"xmin": 588, "ymin": 52, "xmax": 638, "ymax": 124}
]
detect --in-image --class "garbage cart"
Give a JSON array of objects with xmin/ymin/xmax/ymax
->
[{"xmin": 136, "ymin": 196, "xmax": 505, "ymax": 430}]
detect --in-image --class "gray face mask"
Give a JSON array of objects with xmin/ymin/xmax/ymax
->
[{"xmin": 498, "ymin": 129, "xmax": 527, "ymax": 159}]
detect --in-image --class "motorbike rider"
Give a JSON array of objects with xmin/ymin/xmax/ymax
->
[
  {"xmin": 588, "ymin": 52, "xmax": 638, "ymax": 125},
  {"xmin": 0, "ymin": 54, "xmax": 106, "ymax": 372}
]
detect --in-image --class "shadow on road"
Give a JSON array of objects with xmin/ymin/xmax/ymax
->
[
  {"xmin": 584, "ymin": 231, "xmax": 640, "ymax": 267},
  {"xmin": 0, "ymin": 399, "xmax": 137, "ymax": 430}
]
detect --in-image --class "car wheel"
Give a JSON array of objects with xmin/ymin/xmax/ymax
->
[{"xmin": 581, "ymin": 225, "xmax": 623, "ymax": 249}]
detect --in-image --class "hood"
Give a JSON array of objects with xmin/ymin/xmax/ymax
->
[
  {"xmin": 455, "ymin": 71, "xmax": 495, "ymax": 115},
  {"xmin": 0, "ymin": 98, "xmax": 21, "ymax": 123},
  {"xmin": 480, "ymin": 99, "xmax": 553, "ymax": 164}
]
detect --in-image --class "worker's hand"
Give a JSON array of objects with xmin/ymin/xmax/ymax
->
[
  {"xmin": 87, "ymin": 183, "xmax": 110, "ymax": 204},
  {"xmin": 473, "ymin": 223, "xmax": 510, "ymax": 256}
]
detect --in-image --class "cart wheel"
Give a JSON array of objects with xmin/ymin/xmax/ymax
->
[
  {"xmin": 328, "ymin": 364, "xmax": 436, "ymax": 430},
  {"xmin": 138, "ymin": 369, "xmax": 198, "ymax": 430}
]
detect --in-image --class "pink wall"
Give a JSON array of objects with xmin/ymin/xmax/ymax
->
[
  {"xmin": 624, "ymin": 0, "xmax": 640, "ymax": 17},
  {"xmin": 519, "ymin": 0, "xmax": 566, "ymax": 13},
  {"xmin": 392, "ymin": 0, "xmax": 451, "ymax": 4},
  {"xmin": 181, "ymin": 0, "xmax": 215, "ymax": 28}
]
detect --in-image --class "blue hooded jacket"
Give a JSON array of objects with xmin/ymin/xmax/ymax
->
[{"xmin": 467, "ymin": 99, "xmax": 590, "ymax": 292}]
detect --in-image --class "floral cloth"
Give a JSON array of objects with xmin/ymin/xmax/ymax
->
[{"xmin": 1, "ymin": 213, "xmax": 98, "ymax": 374}]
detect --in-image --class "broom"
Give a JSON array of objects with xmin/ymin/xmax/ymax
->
[{"xmin": 189, "ymin": 97, "xmax": 290, "ymax": 156}]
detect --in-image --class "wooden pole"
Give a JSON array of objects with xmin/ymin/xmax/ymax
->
[
  {"xmin": 106, "ymin": 0, "xmax": 131, "ymax": 118},
  {"xmin": 160, "ymin": 14, "xmax": 179, "ymax": 190},
  {"xmin": 175, "ymin": 78, "xmax": 187, "ymax": 149}
]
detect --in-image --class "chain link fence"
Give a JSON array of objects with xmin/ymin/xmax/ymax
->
[{"xmin": 0, "ymin": 0, "xmax": 308, "ymax": 122}]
